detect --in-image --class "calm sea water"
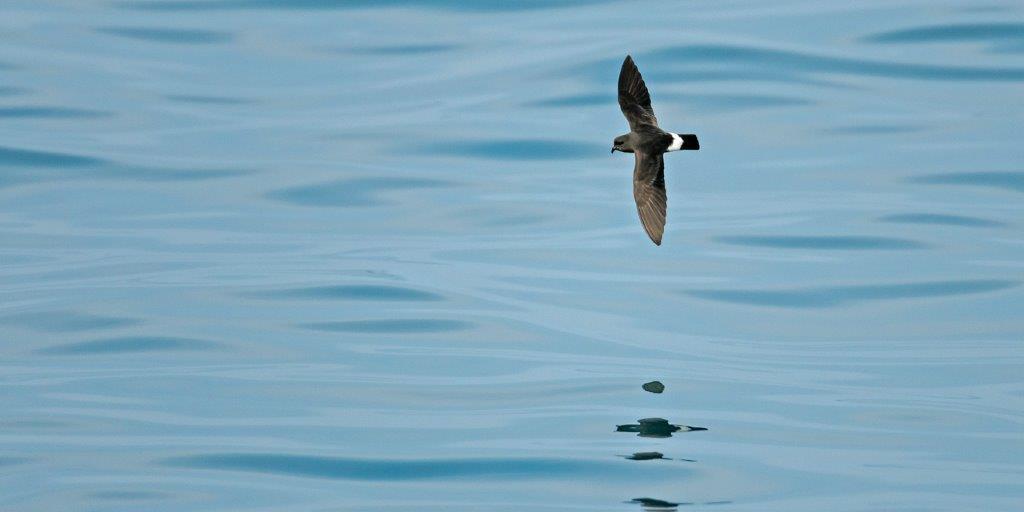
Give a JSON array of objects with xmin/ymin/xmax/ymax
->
[{"xmin": 2, "ymin": 1, "xmax": 1023, "ymax": 510}]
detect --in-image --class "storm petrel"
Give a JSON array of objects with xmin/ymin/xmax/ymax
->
[{"xmin": 611, "ymin": 55, "xmax": 699, "ymax": 245}]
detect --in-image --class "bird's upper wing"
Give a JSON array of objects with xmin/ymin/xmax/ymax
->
[
  {"xmin": 618, "ymin": 55, "xmax": 658, "ymax": 130},
  {"xmin": 633, "ymin": 150, "xmax": 667, "ymax": 245}
]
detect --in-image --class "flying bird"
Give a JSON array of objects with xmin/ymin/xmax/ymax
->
[{"xmin": 612, "ymin": 55, "xmax": 699, "ymax": 245}]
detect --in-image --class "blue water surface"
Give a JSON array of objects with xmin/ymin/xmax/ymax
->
[{"xmin": 1, "ymin": 1, "xmax": 1022, "ymax": 511}]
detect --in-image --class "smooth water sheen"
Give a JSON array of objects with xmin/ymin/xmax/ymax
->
[{"xmin": 1, "ymin": 1, "xmax": 1023, "ymax": 510}]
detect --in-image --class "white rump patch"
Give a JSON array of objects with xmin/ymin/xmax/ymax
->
[{"xmin": 667, "ymin": 133, "xmax": 683, "ymax": 151}]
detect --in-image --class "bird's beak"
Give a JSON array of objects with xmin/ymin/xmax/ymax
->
[{"xmin": 610, "ymin": 147, "xmax": 617, "ymax": 153}]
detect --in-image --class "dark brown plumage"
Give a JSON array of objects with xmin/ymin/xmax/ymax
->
[
  {"xmin": 633, "ymin": 152, "xmax": 667, "ymax": 245},
  {"xmin": 612, "ymin": 55, "xmax": 700, "ymax": 246},
  {"xmin": 618, "ymin": 56, "xmax": 659, "ymax": 130}
]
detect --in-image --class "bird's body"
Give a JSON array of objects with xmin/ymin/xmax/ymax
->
[{"xmin": 612, "ymin": 55, "xmax": 700, "ymax": 245}]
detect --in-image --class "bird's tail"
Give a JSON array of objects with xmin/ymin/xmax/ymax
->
[{"xmin": 678, "ymin": 134, "xmax": 699, "ymax": 150}]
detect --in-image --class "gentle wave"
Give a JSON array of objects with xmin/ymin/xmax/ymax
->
[
  {"xmin": 37, "ymin": 336, "xmax": 221, "ymax": 355},
  {"xmin": 249, "ymin": 284, "xmax": 444, "ymax": 301},
  {"xmin": 162, "ymin": 453, "xmax": 657, "ymax": 481},
  {"xmin": 267, "ymin": 177, "xmax": 451, "ymax": 207},
  {"xmin": 116, "ymin": 0, "xmax": 611, "ymax": 12},
  {"xmin": 714, "ymin": 235, "xmax": 927, "ymax": 250},
  {"xmin": 910, "ymin": 172, "xmax": 1024, "ymax": 193},
  {"xmin": 302, "ymin": 319, "xmax": 472, "ymax": 333},
  {"xmin": 686, "ymin": 279, "xmax": 1018, "ymax": 308},
  {"xmin": 878, "ymin": 213, "xmax": 1006, "ymax": 228},
  {"xmin": 96, "ymin": 26, "xmax": 234, "ymax": 44}
]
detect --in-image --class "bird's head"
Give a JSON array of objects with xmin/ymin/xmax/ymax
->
[{"xmin": 611, "ymin": 134, "xmax": 633, "ymax": 153}]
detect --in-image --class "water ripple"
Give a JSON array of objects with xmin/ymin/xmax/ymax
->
[
  {"xmin": 0, "ymin": 107, "xmax": 110, "ymax": 119},
  {"xmin": 910, "ymin": 172, "xmax": 1024, "ymax": 192},
  {"xmin": 253, "ymin": 284, "xmax": 443, "ymax": 301},
  {"xmin": 90, "ymin": 491, "xmax": 168, "ymax": 501},
  {"xmin": 0, "ymin": 145, "xmax": 245, "ymax": 185},
  {"xmin": 97, "ymin": 26, "xmax": 233, "ymax": 44},
  {"xmin": 1, "ymin": 311, "xmax": 140, "ymax": 332},
  {"xmin": 118, "ymin": 0, "xmax": 609, "ymax": 12},
  {"xmin": 0, "ymin": 145, "xmax": 104, "ymax": 167},
  {"xmin": 863, "ymin": 23, "xmax": 1024, "ymax": 48},
  {"xmin": 302, "ymin": 319, "xmax": 472, "ymax": 333},
  {"xmin": 683, "ymin": 93, "xmax": 813, "ymax": 112},
  {"xmin": 879, "ymin": 213, "xmax": 1006, "ymax": 228},
  {"xmin": 350, "ymin": 43, "xmax": 461, "ymax": 55},
  {"xmin": 0, "ymin": 457, "xmax": 29, "ymax": 467},
  {"xmin": 687, "ymin": 279, "xmax": 1018, "ymax": 308},
  {"xmin": 267, "ymin": 177, "xmax": 449, "ymax": 207},
  {"xmin": 825, "ymin": 124, "xmax": 924, "ymax": 135},
  {"xmin": 715, "ymin": 235, "xmax": 927, "ymax": 250},
  {"xmin": 38, "ymin": 336, "xmax": 220, "ymax": 355},
  {"xmin": 163, "ymin": 453, "xmax": 628, "ymax": 480},
  {"xmin": 427, "ymin": 139, "xmax": 604, "ymax": 161},
  {"xmin": 528, "ymin": 93, "xmax": 610, "ymax": 108},
  {"xmin": 101, "ymin": 165, "xmax": 250, "ymax": 182},
  {"xmin": 164, "ymin": 94, "xmax": 254, "ymax": 105}
]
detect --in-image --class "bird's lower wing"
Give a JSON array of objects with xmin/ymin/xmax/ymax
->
[{"xmin": 633, "ymin": 151, "xmax": 667, "ymax": 245}]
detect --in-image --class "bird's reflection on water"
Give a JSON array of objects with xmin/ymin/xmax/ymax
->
[
  {"xmin": 629, "ymin": 497, "xmax": 684, "ymax": 510},
  {"xmin": 628, "ymin": 497, "xmax": 733, "ymax": 510},
  {"xmin": 616, "ymin": 417, "xmax": 708, "ymax": 438},
  {"xmin": 621, "ymin": 452, "xmax": 697, "ymax": 462},
  {"xmin": 623, "ymin": 451, "xmax": 667, "ymax": 461},
  {"xmin": 617, "ymin": 381, "xmax": 709, "ymax": 509}
]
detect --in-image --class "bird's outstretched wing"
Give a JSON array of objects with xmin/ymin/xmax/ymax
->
[
  {"xmin": 633, "ymin": 150, "xmax": 667, "ymax": 245},
  {"xmin": 618, "ymin": 55, "xmax": 658, "ymax": 130}
]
